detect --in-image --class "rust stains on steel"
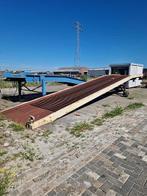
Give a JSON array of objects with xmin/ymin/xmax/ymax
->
[{"xmin": 1, "ymin": 75, "xmax": 127, "ymax": 127}]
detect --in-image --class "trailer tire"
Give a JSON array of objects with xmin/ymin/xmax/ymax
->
[{"xmin": 123, "ymin": 91, "xmax": 129, "ymax": 97}]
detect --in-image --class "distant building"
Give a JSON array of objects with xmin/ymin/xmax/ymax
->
[
  {"xmin": 0, "ymin": 71, "xmax": 5, "ymax": 78},
  {"xmin": 53, "ymin": 66, "xmax": 88, "ymax": 77},
  {"xmin": 143, "ymin": 68, "xmax": 147, "ymax": 79},
  {"xmin": 109, "ymin": 63, "xmax": 143, "ymax": 88},
  {"xmin": 88, "ymin": 67, "xmax": 110, "ymax": 78}
]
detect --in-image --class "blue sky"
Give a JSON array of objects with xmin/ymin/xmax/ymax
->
[{"xmin": 0, "ymin": 0, "xmax": 146, "ymax": 71}]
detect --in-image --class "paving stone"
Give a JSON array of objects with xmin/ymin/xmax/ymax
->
[
  {"xmin": 88, "ymin": 185, "xmax": 97, "ymax": 193},
  {"xmin": 120, "ymin": 179, "xmax": 134, "ymax": 195},
  {"xmin": 112, "ymin": 179, "xmax": 135, "ymax": 196},
  {"xmin": 135, "ymin": 171, "xmax": 147, "ymax": 186},
  {"xmin": 106, "ymin": 189, "xmax": 117, "ymax": 196},
  {"xmin": 79, "ymin": 173, "xmax": 104, "ymax": 189},
  {"xmin": 100, "ymin": 180, "xmax": 113, "ymax": 193},
  {"xmin": 20, "ymin": 189, "xmax": 32, "ymax": 196},
  {"xmin": 66, "ymin": 177, "xmax": 78, "ymax": 186},
  {"xmin": 66, "ymin": 177, "xmax": 85, "ymax": 194},
  {"xmin": 119, "ymin": 145, "xmax": 127, "ymax": 152},
  {"xmin": 77, "ymin": 173, "xmax": 103, "ymax": 189},
  {"xmin": 104, "ymin": 169, "xmax": 119, "ymax": 179},
  {"xmin": 102, "ymin": 148, "xmax": 111, "ymax": 155},
  {"xmin": 71, "ymin": 173, "xmax": 79, "ymax": 179},
  {"xmin": 86, "ymin": 171, "xmax": 100, "ymax": 180},
  {"xmin": 111, "ymin": 186, "xmax": 124, "ymax": 195},
  {"xmin": 9, "ymin": 189, "xmax": 20, "ymax": 196},
  {"xmin": 121, "ymin": 140, "xmax": 134, "ymax": 147},
  {"xmin": 83, "ymin": 181, "xmax": 92, "ymax": 188},
  {"xmin": 89, "ymin": 159, "xmax": 99, "ymax": 166},
  {"xmin": 56, "ymin": 192, "xmax": 67, "ymax": 196},
  {"xmin": 118, "ymin": 171, "xmax": 129, "ymax": 184},
  {"xmin": 122, "ymin": 150, "xmax": 131, "ymax": 157},
  {"xmin": 12, "ymin": 115, "xmax": 147, "ymax": 196},
  {"xmin": 116, "ymin": 193, "xmax": 123, "ymax": 196},
  {"xmin": 94, "ymin": 160, "xmax": 104, "ymax": 168},
  {"xmin": 87, "ymin": 164, "xmax": 106, "ymax": 176},
  {"xmin": 47, "ymin": 190, "xmax": 57, "ymax": 196},
  {"xmin": 132, "ymin": 184, "xmax": 147, "ymax": 194},
  {"xmin": 126, "ymin": 175, "xmax": 137, "ymax": 184},
  {"xmin": 95, "ymin": 188, "xmax": 105, "ymax": 196},
  {"xmin": 33, "ymin": 170, "xmax": 50, "ymax": 182},
  {"xmin": 138, "ymin": 151, "xmax": 146, "ymax": 158},
  {"xmin": 55, "ymin": 182, "xmax": 75, "ymax": 196},
  {"xmin": 110, "ymin": 156, "xmax": 122, "ymax": 165},
  {"xmin": 142, "ymin": 155, "xmax": 147, "ymax": 163},
  {"xmin": 107, "ymin": 151, "xmax": 115, "ymax": 157},
  {"xmin": 113, "ymin": 166, "xmax": 124, "ymax": 176},
  {"xmin": 120, "ymin": 163, "xmax": 134, "ymax": 171},
  {"xmin": 78, "ymin": 170, "xmax": 103, "ymax": 189},
  {"xmin": 100, "ymin": 153, "xmax": 111, "ymax": 160},
  {"xmin": 133, "ymin": 166, "xmax": 143, "ymax": 176},
  {"xmin": 77, "ymin": 167, "xmax": 88, "ymax": 175},
  {"xmin": 132, "ymin": 143, "xmax": 139, "ymax": 148},
  {"xmin": 124, "ymin": 169, "xmax": 138, "ymax": 179},
  {"xmin": 128, "ymin": 187, "xmax": 144, "ymax": 196},
  {"xmin": 98, "ymin": 175, "xmax": 107, "ymax": 183},
  {"xmin": 92, "ymin": 180, "xmax": 104, "ymax": 189},
  {"xmin": 114, "ymin": 153, "xmax": 126, "ymax": 160},
  {"xmin": 117, "ymin": 143, "xmax": 127, "ymax": 150},
  {"xmin": 103, "ymin": 165, "xmax": 116, "ymax": 172},
  {"xmin": 125, "ymin": 159, "xmax": 141, "ymax": 170},
  {"xmin": 104, "ymin": 174, "xmax": 123, "ymax": 188},
  {"xmin": 112, "ymin": 162, "xmax": 120, "ymax": 168},
  {"xmin": 81, "ymin": 190, "xmax": 93, "ymax": 196}
]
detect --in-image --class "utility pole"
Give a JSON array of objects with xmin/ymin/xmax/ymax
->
[{"xmin": 74, "ymin": 21, "xmax": 83, "ymax": 67}]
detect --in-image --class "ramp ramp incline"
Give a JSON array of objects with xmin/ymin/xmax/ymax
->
[{"xmin": 1, "ymin": 74, "xmax": 131, "ymax": 129}]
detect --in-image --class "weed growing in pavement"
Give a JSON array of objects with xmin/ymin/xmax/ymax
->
[
  {"xmin": 8, "ymin": 123, "xmax": 24, "ymax": 132},
  {"xmin": 21, "ymin": 147, "xmax": 36, "ymax": 162},
  {"xmin": 69, "ymin": 121, "xmax": 94, "ymax": 137},
  {"xmin": 20, "ymin": 144, "xmax": 38, "ymax": 162},
  {"xmin": 126, "ymin": 102, "xmax": 144, "ymax": 110},
  {"xmin": 42, "ymin": 130, "xmax": 53, "ymax": 139},
  {"xmin": 0, "ymin": 168, "xmax": 15, "ymax": 196},
  {"xmin": 67, "ymin": 103, "xmax": 144, "ymax": 137},
  {"xmin": 0, "ymin": 114, "xmax": 6, "ymax": 121},
  {"xmin": 0, "ymin": 122, "xmax": 5, "ymax": 128},
  {"xmin": 102, "ymin": 106, "xmax": 124, "ymax": 119},
  {"xmin": 91, "ymin": 118, "xmax": 104, "ymax": 126},
  {"xmin": 0, "ymin": 150, "xmax": 7, "ymax": 157},
  {"xmin": 21, "ymin": 144, "xmax": 42, "ymax": 161}
]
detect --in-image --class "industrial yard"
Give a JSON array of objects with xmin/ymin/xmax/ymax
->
[{"xmin": 0, "ymin": 82, "xmax": 147, "ymax": 195}]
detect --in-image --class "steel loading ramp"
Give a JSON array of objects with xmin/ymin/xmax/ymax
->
[{"xmin": 1, "ymin": 74, "xmax": 133, "ymax": 129}]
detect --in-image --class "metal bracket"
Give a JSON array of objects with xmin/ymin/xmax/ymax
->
[{"xmin": 25, "ymin": 115, "xmax": 35, "ymax": 129}]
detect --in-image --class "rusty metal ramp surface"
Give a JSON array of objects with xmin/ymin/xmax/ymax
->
[{"xmin": 1, "ymin": 74, "xmax": 130, "ymax": 129}]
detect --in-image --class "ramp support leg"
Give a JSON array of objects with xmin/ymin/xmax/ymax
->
[
  {"xmin": 122, "ymin": 85, "xmax": 129, "ymax": 97},
  {"xmin": 116, "ymin": 84, "xmax": 129, "ymax": 97},
  {"xmin": 18, "ymin": 81, "xmax": 22, "ymax": 100},
  {"xmin": 41, "ymin": 77, "xmax": 46, "ymax": 96}
]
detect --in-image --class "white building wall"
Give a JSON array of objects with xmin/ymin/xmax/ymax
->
[
  {"xmin": 128, "ymin": 64, "xmax": 143, "ymax": 88},
  {"xmin": 110, "ymin": 63, "xmax": 143, "ymax": 88}
]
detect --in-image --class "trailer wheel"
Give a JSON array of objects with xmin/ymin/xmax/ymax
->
[
  {"xmin": 123, "ymin": 91, "xmax": 129, "ymax": 97},
  {"xmin": 0, "ymin": 90, "xmax": 2, "ymax": 99}
]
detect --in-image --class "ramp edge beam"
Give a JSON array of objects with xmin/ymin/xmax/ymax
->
[{"xmin": 30, "ymin": 75, "xmax": 133, "ymax": 129}]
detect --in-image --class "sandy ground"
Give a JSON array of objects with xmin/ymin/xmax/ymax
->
[{"xmin": 0, "ymin": 85, "xmax": 147, "ymax": 195}]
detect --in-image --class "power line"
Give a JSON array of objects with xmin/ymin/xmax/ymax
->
[{"xmin": 74, "ymin": 21, "xmax": 83, "ymax": 67}]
